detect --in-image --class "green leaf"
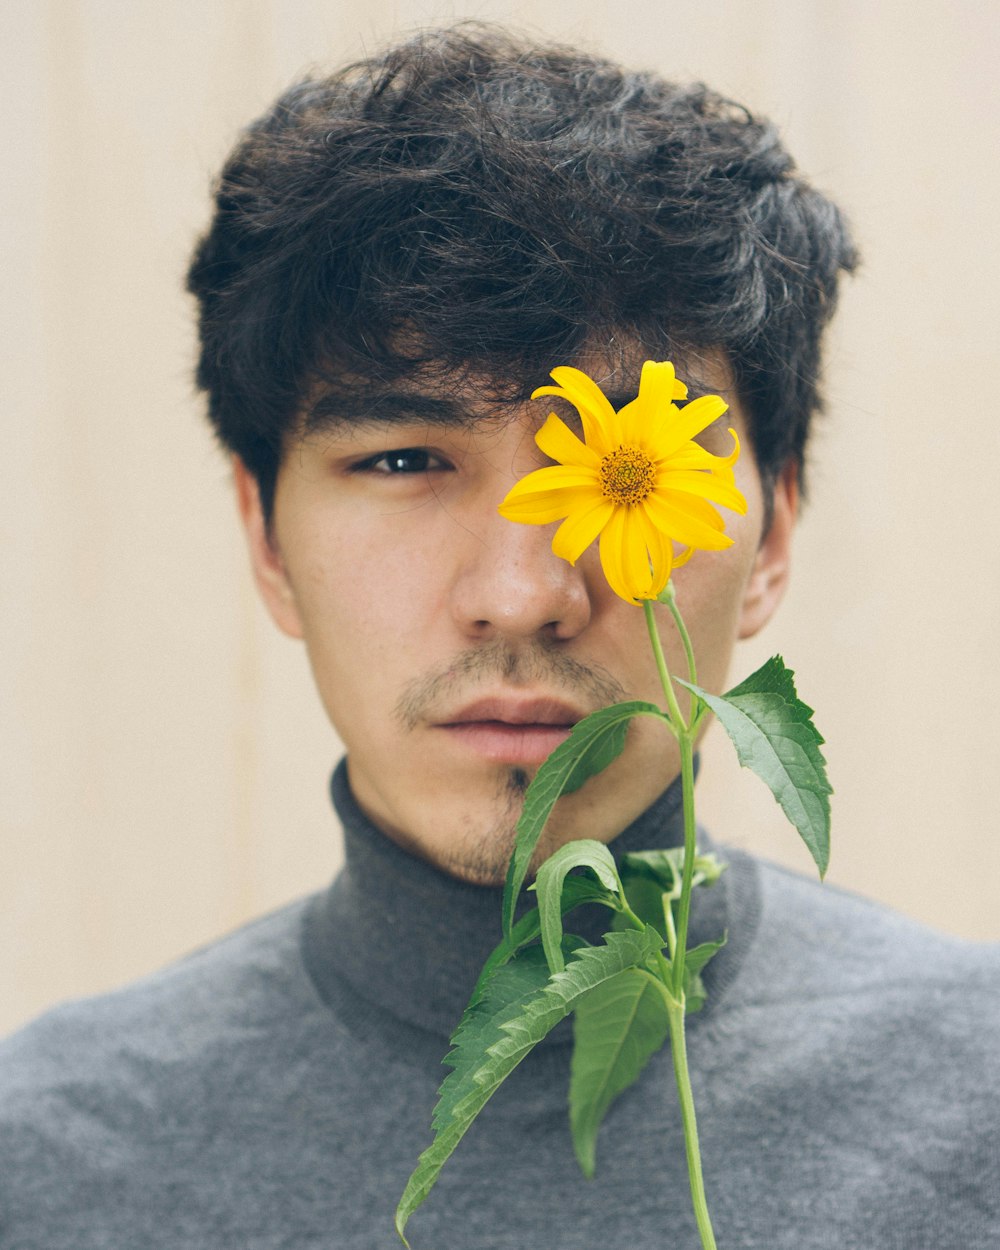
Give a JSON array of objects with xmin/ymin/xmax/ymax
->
[
  {"xmin": 569, "ymin": 968, "xmax": 671, "ymax": 1177},
  {"xmin": 395, "ymin": 926, "xmax": 666, "ymax": 1245},
  {"xmin": 561, "ymin": 718, "xmax": 626, "ymax": 795},
  {"xmin": 617, "ymin": 849, "xmax": 727, "ymax": 941},
  {"xmin": 611, "ymin": 866, "xmax": 672, "ymax": 939},
  {"xmin": 501, "ymin": 701, "xmax": 665, "ymax": 936},
  {"xmin": 621, "ymin": 848, "xmax": 726, "ymax": 898},
  {"xmin": 532, "ymin": 840, "xmax": 623, "ymax": 975},
  {"xmin": 683, "ymin": 936, "xmax": 726, "ymax": 981},
  {"xmin": 682, "ymin": 935, "xmax": 726, "ymax": 1013},
  {"xmin": 470, "ymin": 874, "xmax": 613, "ymax": 1005},
  {"xmin": 438, "ymin": 947, "xmax": 554, "ymax": 1116},
  {"xmin": 679, "ymin": 656, "xmax": 832, "ymax": 878},
  {"xmin": 621, "ymin": 848, "xmax": 681, "ymax": 894}
]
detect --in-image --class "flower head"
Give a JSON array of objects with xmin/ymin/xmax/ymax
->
[{"xmin": 498, "ymin": 361, "xmax": 748, "ymax": 603}]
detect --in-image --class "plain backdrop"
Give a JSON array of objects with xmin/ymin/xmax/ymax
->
[{"xmin": 3, "ymin": 0, "xmax": 999, "ymax": 1037}]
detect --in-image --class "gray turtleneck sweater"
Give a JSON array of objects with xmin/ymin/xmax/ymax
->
[{"xmin": 1, "ymin": 763, "xmax": 998, "ymax": 1248}]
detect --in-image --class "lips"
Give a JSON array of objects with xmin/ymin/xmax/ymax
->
[{"xmin": 436, "ymin": 697, "xmax": 585, "ymax": 766}]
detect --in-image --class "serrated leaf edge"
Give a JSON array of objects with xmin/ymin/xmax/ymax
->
[
  {"xmin": 679, "ymin": 664, "xmax": 831, "ymax": 877},
  {"xmin": 395, "ymin": 926, "xmax": 665, "ymax": 1244}
]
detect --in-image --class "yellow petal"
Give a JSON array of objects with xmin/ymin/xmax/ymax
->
[
  {"xmin": 637, "ymin": 360, "xmax": 689, "ymax": 406},
  {"xmin": 655, "ymin": 492, "xmax": 727, "ymax": 532},
  {"xmin": 616, "ymin": 360, "xmax": 685, "ymax": 446},
  {"xmin": 499, "ymin": 475, "xmax": 602, "ymax": 525},
  {"xmin": 501, "ymin": 464, "xmax": 600, "ymax": 501},
  {"xmin": 658, "ymin": 471, "xmax": 748, "ymax": 514},
  {"xmin": 635, "ymin": 503, "xmax": 674, "ymax": 596},
  {"xmin": 616, "ymin": 397, "xmax": 673, "ymax": 449},
  {"xmin": 661, "ymin": 433, "xmax": 740, "ymax": 474},
  {"xmin": 649, "ymin": 560, "xmax": 672, "ymax": 598},
  {"xmin": 500, "ymin": 465, "xmax": 602, "ymax": 522},
  {"xmin": 598, "ymin": 508, "xmax": 636, "ymax": 603},
  {"xmin": 653, "ymin": 395, "xmax": 730, "ymax": 460},
  {"xmin": 598, "ymin": 506, "xmax": 658, "ymax": 602},
  {"xmin": 551, "ymin": 497, "xmax": 615, "ymax": 564},
  {"xmin": 643, "ymin": 491, "xmax": 734, "ymax": 550},
  {"xmin": 534, "ymin": 413, "xmax": 601, "ymax": 470},
  {"xmin": 531, "ymin": 366, "xmax": 618, "ymax": 455},
  {"xmin": 498, "ymin": 497, "xmax": 584, "ymax": 525},
  {"xmin": 624, "ymin": 507, "xmax": 658, "ymax": 599},
  {"xmin": 672, "ymin": 545, "xmax": 695, "ymax": 569},
  {"xmin": 717, "ymin": 427, "xmax": 741, "ymax": 470},
  {"xmin": 636, "ymin": 360, "xmax": 676, "ymax": 407}
]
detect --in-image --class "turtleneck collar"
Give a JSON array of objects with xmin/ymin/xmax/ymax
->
[{"xmin": 302, "ymin": 758, "xmax": 749, "ymax": 1059}]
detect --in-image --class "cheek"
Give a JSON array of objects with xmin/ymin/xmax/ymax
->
[
  {"xmin": 674, "ymin": 551, "xmax": 754, "ymax": 689},
  {"xmin": 279, "ymin": 514, "xmax": 443, "ymax": 716},
  {"xmin": 285, "ymin": 505, "xmax": 433, "ymax": 617},
  {"xmin": 677, "ymin": 464, "xmax": 764, "ymax": 670}
]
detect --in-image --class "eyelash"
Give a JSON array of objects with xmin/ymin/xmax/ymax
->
[{"xmin": 353, "ymin": 448, "xmax": 453, "ymax": 475}]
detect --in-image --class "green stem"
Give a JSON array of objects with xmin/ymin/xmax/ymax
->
[
  {"xmin": 643, "ymin": 600, "xmax": 687, "ymax": 733},
  {"xmin": 618, "ymin": 898, "xmax": 648, "ymax": 934},
  {"xmin": 667, "ymin": 1002, "xmax": 718, "ymax": 1250},
  {"xmin": 644, "ymin": 591, "xmax": 715, "ymax": 1246},
  {"xmin": 671, "ymin": 732, "xmax": 698, "ymax": 999},
  {"xmin": 662, "ymin": 895, "xmax": 678, "ymax": 960},
  {"xmin": 661, "ymin": 582, "xmax": 698, "ymax": 690}
]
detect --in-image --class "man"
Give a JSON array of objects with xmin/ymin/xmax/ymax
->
[{"xmin": 2, "ymin": 25, "xmax": 997, "ymax": 1250}]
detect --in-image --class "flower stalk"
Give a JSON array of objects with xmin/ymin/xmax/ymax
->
[
  {"xmin": 644, "ymin": 597, "xmax": 717, "ymax": 1248},
  {"xmin": 667, "ymin": 998, "xmax": 718, "ymax": 1250}
]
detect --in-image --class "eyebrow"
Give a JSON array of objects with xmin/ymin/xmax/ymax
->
[
  {"xmin": 306, "ymin": 390, "xmax": 480, "ymax": 435},
  {"xmin": 305, "ymin": 378, "xmax": 727, "ymax": 435}
]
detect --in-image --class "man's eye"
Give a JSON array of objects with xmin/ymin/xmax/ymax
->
[{"xmin": 356, "ymin": 448, "xmax": 450, "ymax": 475}]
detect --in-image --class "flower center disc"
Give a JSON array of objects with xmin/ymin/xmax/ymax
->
[{"xmin": 600, "ymin": 445, "xmax": 655, "ymax": 506}]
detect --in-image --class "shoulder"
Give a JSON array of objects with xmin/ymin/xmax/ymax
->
[
  {"xmin": 4, "ymin": 894, "xmax": 317, "ymax": 1053},
  {"xmin": 726, "ymin": 853, "xmax": 1000, "ymax": 1064},
  {"xmin": 751, "ymin": 855, "xmax": 999, "ymax": 985},
  {"xmin": 0, "ymin": 895, "xmax": 326, "ymax": 1141},
  {"xmin": 0, "ymin": 892, "xmax": 401, "ymax": 1245},
  {"xmin": 0, "ymin": 895, "xmax": 347, "ymax": 1239}
]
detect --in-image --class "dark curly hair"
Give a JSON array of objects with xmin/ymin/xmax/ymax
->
[{"xmin": 187, "ymin": 24, "xmax": 857, "ymax": 521}]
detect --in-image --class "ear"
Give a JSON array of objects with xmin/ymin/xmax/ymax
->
[
  {"xmin": 737, "ymin": 461, "xmax": 798, "ymax": 640},
  {"xmin": 232, "ymin": 457, "xmax": 304, "ymax": 640}
]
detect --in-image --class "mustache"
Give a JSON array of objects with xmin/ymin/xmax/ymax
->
[{"xmin": 394, "ymin": 639, "xmax": 628, "ymax": 731}]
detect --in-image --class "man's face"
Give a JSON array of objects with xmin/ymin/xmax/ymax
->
[{"xmin": 237, "ymin": 353, "xmax": 795, "ymax": 884}]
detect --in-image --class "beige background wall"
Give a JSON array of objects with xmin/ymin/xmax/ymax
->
[{"xmin": 3, "ymin": 0, "xmax": 998, "ymax": 1038}]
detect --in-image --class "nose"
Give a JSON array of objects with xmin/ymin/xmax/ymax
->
[{"xmin": 450, "ymin": 506, "xmax": 593, "ymax": 643}]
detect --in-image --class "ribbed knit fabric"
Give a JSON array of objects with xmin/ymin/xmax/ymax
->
[{"xmin": 1, "ymin": 761, "xmax": 998, "ymax": 1248}]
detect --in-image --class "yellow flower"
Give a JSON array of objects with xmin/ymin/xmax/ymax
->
[{"xmin": 498, "ymin": 361, "xmax": 748, "ymax": 603}]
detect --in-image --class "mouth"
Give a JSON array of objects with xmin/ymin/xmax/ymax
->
[{"xmin": 435, "ymin": 696, "xmax": 585, "ymax": 767}]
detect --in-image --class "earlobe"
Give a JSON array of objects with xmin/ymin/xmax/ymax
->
[
  {"xmin": 737, "ymin": 461, "xmax": 798, "ymax": 640},
  {"xmin": 232, "ymin": 458, "xmax": 305, "ymax": 640}
]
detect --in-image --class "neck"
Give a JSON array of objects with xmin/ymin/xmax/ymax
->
[{"xmin": 302, "ymin": 758, "xmax": 727, "ymax": 1052}]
